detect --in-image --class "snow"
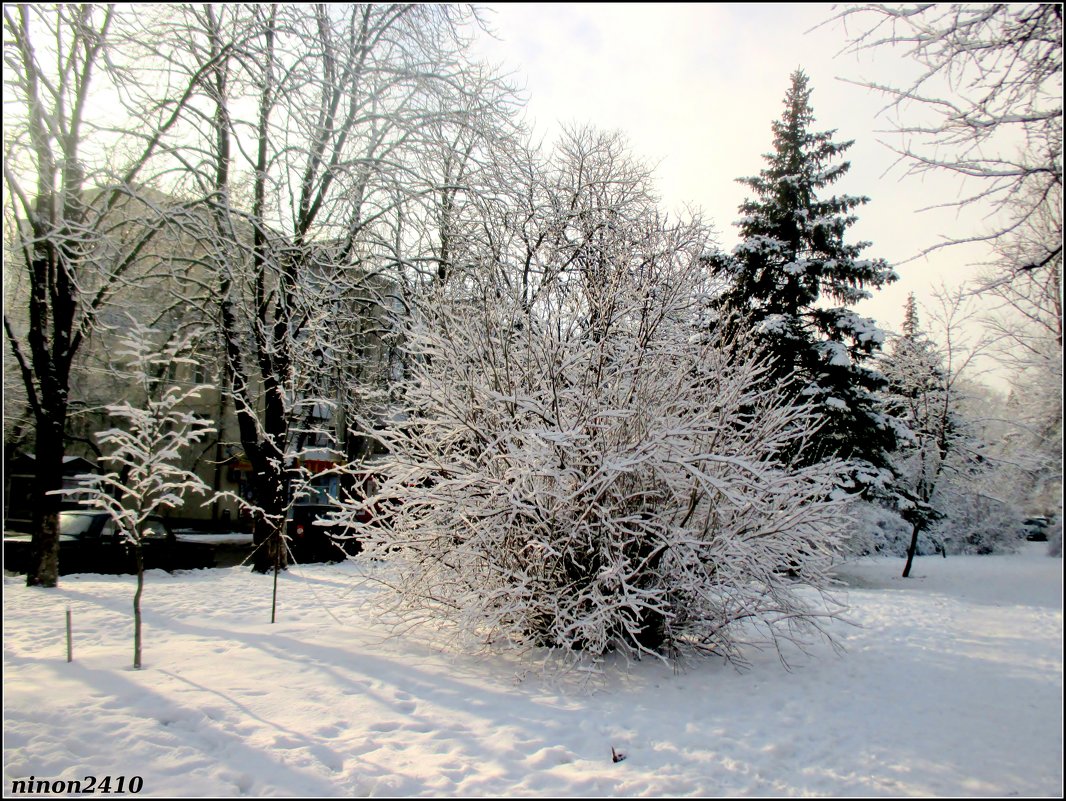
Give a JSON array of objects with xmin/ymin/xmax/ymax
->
[
  {"xmin": 819, "ymin": 340, "xmax": 851, "ymax": 367},
  {"xmin": 756, "ymin": 313, "xmax": 791, "ymax": 336},
  {"xmin": 173, "ymin": 531, "xmax": 254, "ymax": 546},
  {"xmin": 834, "ymin": 310, "xmax": 886, "ymax": 345},
  {"xmin": 3, "ymin": 545, "xmax": 1062, "ymax": 797}
]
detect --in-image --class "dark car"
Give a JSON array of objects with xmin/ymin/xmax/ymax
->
[
  {"xmin": 1023, "ymin": 516, "xmax": 1050, "ymax": 542},
  {"xmin": 3, "ymin": 511, "xmax": 215, "ymax": 575},
  {"xmin": 284, "ymin": 503, "xmax": 362, "ymax": 564}
]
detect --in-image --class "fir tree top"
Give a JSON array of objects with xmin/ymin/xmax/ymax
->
[
  {"xmin": 902, "ymin": 292, "xmax": 921, "ymax": 340},
  {"xmin": 723, "ymin": 68, "xmax": 897, "ymax": 316},
  {"xmin": 742, "ymin": 69, "xmax": 852, "ymax": 222}
]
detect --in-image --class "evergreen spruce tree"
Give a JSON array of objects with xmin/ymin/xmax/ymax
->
[
  {"xmin": 901, "ymin": 292, "xmax": 921, "ymax": 341},
  {"xmin": 883, "ymin": 295, "xmax": 947, "ymax": 424},
  {"xmin": 711, "ymin": 69, "xmax": 900, "ymax": 488},
  {"xmin": 879, "ymin": 294, "xmax": 951, "ymax": 572}
]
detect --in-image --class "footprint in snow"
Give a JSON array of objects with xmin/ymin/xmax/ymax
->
[
  {"xmin": 369, "ymin": 720, "xmax": 401, "ymax": 732},
  {"xmin": 526, "ymin": 745, "xmax": 576, "ymax": 768}
]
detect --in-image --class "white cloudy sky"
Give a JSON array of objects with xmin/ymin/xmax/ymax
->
[{"xmin": 468, "ymin": 2, "xmax": 1000, "ymax": 347}]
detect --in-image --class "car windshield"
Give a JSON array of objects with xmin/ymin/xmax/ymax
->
[
  {"xmin": 141, "ymin": 520, "xmax": 169, "ymax": 540},
  {"xmin": 59, "ymin": 514, "xmax": 100, "ymax": 538}
]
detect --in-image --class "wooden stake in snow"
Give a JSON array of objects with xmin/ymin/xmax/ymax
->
[
  {"xmin": 65, "ymin": 608, "xmax": 72, "ymax": 663},
  {"xmin": 271, "ymin": 525, "xmax": 280, "ymax": 624}
]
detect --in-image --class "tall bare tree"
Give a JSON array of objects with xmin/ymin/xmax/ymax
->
[
  {"xmin": 977, "ymin": 182, "xmax": 1063, "ymax": 353},
  {"xmin": 830, "ymin": 5, "xmax": 1062, "ymax": 531},
  {"xmin": 830, "ymin": 4, "xmax": 1062, "ymax": 255},
  {"xmin": 3, "ymin": 4, "xmax": 218, "ymax": 586},
  {"xmin": 157, "ymin": 4, "xmax": 506, "ymax": 574}
]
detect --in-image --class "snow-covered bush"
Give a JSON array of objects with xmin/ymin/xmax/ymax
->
[
  {"xmin": 843, "ymin": 500, "xmax": 939, "ymax": 557},
  {"xmin": 337, "ymin": 128, "xmax": 853, "ymax": 662},
  {"xmin": 931, "ymin": 487, "xmax": 1022, "ymax": 555},
  {"xmin": 1047, "ymin": 517, "xmax": 1062, "ymax": 557},
  {"xmin": 342, "ymin": 286, "xmax": 852, "ymax": 662}
]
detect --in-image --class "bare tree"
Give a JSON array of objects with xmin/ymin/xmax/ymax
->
[
  {"xmin": 973, "ymin": 179, "xmax": 1062, "ymax": 518},
  {"xmin": 3, "ymin": 4, "xmax": 220, "ymax": 586},
  {"xmin": 828, "ymin": 5, "xmax": 1062, "ymax": 543},
  {"xmin": 978, "ymin": 182, "xmax": 1063, "ymax": 352},
  {"xmin": 391, "ymin": 61, "xmax": 523, "ymax": 290},
  {"xmin": 829, "ymin": 4, "xmax": 1062, "ymax": 254},
  {"xmin": 155, "ymin": 5, "xmax": 506, "ymax": 576}
]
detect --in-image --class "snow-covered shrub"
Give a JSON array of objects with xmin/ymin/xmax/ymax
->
[
  {"xmin": 931, "ymin": 488, "xmax": 1022, "ymax": 555},
  {"xmin": 1047, "ymin": 517, "xmax": 1062, "ymax": 557},
  {"xmin": 843, "ymin": 500, "xmax": 940, "ymax": 557},
  {"xmin": 338, "ymin": 147, "xmax": 853, "ymax": 662}
]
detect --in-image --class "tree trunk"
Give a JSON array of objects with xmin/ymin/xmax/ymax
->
[
  {"xmin": 133, "ymin": 544, "xmax": 144, "ymax": 669},
  {"xmin": 251, "ymin": 467, "xmax": 288, "ymax": 574},
  {"xmin": 27, "ymin": 417, "xmax": 66, "ymax": 587},
  {"xmin": 902, "ymin": 521, "xmax": 921, "ymax": 578}
]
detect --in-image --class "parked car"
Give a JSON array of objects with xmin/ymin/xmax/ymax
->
[
  {"xmin": 3, "ymin": 511, "xmax": 216, "ymax": 575},
  {"xmin": 284, "ymin": 504, "xmax": 362, "ymax": 564},
  {"xmin": 1023, "ymin": 516, "xmax": 1050, "ymax": 542},
  {"xmin": 171, "ymin": 529, "xmax": 255, "ymax": 568}
]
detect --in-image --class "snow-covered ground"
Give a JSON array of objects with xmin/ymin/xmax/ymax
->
[{"xmin": 4, "ymin": 544, "xmax": 1062, "ymax": 797}]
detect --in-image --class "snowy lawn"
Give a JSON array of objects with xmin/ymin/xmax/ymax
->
[{"xmin": 4, "ymin": 544, "xmax": 1062, "ymax": 797}]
